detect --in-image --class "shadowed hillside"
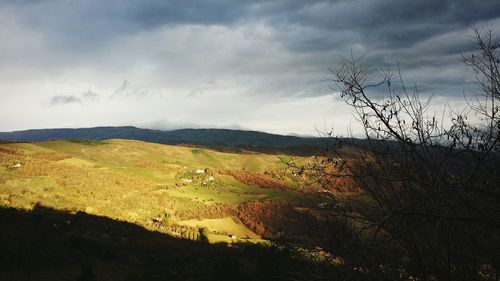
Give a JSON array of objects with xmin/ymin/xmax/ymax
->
[{"xmin": 0, "ymin": 205, "xmax": 337, "ymax": 281}]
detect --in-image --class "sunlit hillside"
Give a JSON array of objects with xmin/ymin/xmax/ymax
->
[{"xmin": 0, "ymin": 139, "xmax": 315, "ymax": 244}]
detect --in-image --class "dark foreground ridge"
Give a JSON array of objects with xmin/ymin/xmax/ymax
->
[{"xmin": 0, "ymin": 205, "xmax": 336, "ymax": 281}]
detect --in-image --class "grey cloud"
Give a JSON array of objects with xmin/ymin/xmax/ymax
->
[
  {"xmin": 5, "ymin": 1, "xmax": 500, "ymax": 53},
  {"xmin": 82, "ymin": 90, "xmax": 100, "ymax": 101},
  {"xmin": 282, "ymin": 0, "xmax": 500, "ymax": 41},
  {"xmin": 109, "ymin": 80, "xmax": 149, "ymax": 100},
  {"xmin": 187, "ymin": 79, "xmax": 217, "ymax": 97},
  {"xmin": 245, "ymin": 1, "xmax": 499, "ymax": 99},
  {"xmin": 268, "ymin": 1, "xmax": 500, "ymax": 68},
  {"xmin": 49, "ymin": 95, "xmax": 82, "ymax": 106},
  {"xmin": 1, "ymin": 1, "xmax": 499, "ymax": 134},
  {"xmin": 5, "ymin": 1, "xmax": 498, "ymax": 67},
  {"xmin": 111, "ymin": 80, "xmax": 129, "ymax": 99},
  {"xmin": 49, "ymin": 91, "xmax": 100, "ymax": 106},
  {"xmin": 2, "ymin": 0, "xmax": 254, "ymax": 50}
]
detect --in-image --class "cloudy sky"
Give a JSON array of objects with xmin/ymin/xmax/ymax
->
[{"xmin": 0, "ymin": 1, "xmax": 499, "ymax": 135}]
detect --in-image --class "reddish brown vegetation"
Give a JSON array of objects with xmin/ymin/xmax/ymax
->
[
  {"xmin": 308, "ymin": 157, "xmax": 361, "ymax": 193},
  {"xmin": 221, "ymin": 169, "xmax": 288, "ymax": 189},
  {"xmin": 196, "ymin": 203, "xmax": 237, "ymax": 219},
  {"xmin": 237, "ymin": 200, "xmax": 324, "ymax": 242},
  {"xmin": 320, "ymin": 174, "xmax": 358, "ymax": 193},
  {"xmin": 0, "ymin": 147, "xmax": 21, "ymax": 156},
  {"xmin": 33, "ymin": 151, "xmax": 72, "ymax": 161}
]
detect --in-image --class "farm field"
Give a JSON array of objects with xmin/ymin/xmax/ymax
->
[{"xmin": 0, "ymin": 139, "xmax": 313, "ymax": 244}]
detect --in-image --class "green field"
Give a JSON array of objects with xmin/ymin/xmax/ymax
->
[{"xmin": 0, "ymin": 139, "xmax": 310, "ymax": 244}]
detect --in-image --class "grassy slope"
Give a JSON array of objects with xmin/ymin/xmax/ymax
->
[
  {"xmin": 177, "ymin": 217, "xmax": 261, "ymax": 241},
  {"xmin": 0, "ymin": 139, "xmax": 308, "ymax": 243}
]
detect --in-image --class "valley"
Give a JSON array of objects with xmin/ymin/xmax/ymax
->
[{"xmin": 0, "ymin": 139, "xmax": 317, "ymax": 246}]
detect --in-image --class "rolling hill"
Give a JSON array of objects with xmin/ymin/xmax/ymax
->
[
  {"xmin": 0, "ymin": 137, "xmax": 340, "ymax": 280},
  {"xmin": 0, "ymin": 139, "xmax": 318, "ymax": 243}
]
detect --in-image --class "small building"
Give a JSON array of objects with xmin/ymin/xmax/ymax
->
[
  {"xmin": 13, "ymin": 163, "xmax": 22, "ymax": 168},
  {"xmin": 194, "ymin": 169, "xmax": 205, "ymax": 174}
]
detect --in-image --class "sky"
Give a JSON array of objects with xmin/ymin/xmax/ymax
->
[{"xmin": 0, "ymin": 0, "xmax": 499, "ymax": 136}]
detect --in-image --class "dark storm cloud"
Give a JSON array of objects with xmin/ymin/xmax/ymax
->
[
  {"xmin": 1, "ymin": 0, "xmax": 253, "ymax": 42},
  {"xmin": 5, "ymin": 0, "xmax": 498, "ymax": 60},
  {"xmin": 279, "ymin": 1, "xmax": 500, "ymax": 97},
  {"xmin": 5, "ymin": 0, "xmax": 498, "ymax": 48},
  {"xmin": 49, "ymin": 95, "xmax": 82, "ymax": 106},
  {"xmin": 275, "ymin": 0, "xmax": 500, "ymax": 47}
]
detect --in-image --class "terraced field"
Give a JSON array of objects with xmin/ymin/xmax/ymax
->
[{"xmin": 0, "ymin": 139, "xmax": 311, "ymax": 244}]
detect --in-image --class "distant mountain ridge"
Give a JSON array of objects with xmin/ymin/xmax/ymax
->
[{"xmin": 0, "ymin": 126, "xmax": 321, "ymax": 150}]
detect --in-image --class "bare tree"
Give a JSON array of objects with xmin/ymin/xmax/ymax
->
[{"xmin": 294, "ymin": 27, "xmax": 500, "ymax": 281}]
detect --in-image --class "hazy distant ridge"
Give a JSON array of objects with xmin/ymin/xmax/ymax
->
[{"xmin": 0, "ymin": 126, "xmax": 316, "ymax": 148}]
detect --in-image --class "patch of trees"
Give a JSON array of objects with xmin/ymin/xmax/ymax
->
[
  {"xmin": 167, "ymin": 224, "xmax": 201, "ymax": 241},
  {"xmin": 237, "ymin": 200, "xmax": 324, "ymax": 244},
  {"xmin": 173, "ymin": 200, "xmax": 237, "ymax": 220}
]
